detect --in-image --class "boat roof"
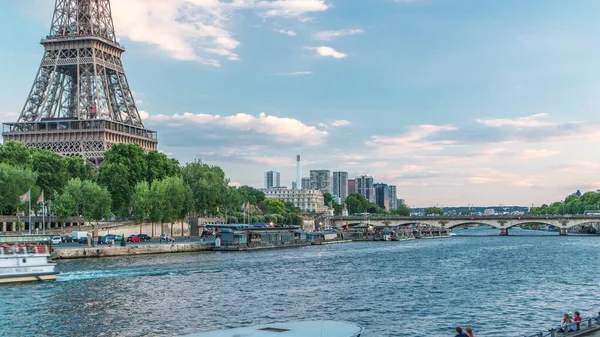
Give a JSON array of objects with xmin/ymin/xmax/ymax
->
[{"xmin": 182, "ymin": 320, "xmax": 364, "ymax": 337}]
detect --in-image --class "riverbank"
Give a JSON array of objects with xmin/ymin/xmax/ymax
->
[{"xmin": 53, "ymin": 243, "xmax": 213, "ymax": 259}]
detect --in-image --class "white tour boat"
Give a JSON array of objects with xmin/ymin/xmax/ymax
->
[
  {"xmin": 182, "ymin": 320, "xmax": 364, "ymax": 337},
  {"xmin": 0, "ymin": 243, "xmax": 57, "ymax": 283}
]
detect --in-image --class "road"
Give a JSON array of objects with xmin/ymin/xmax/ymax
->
[{"xmin": 53, "ymin": 236, "xmax": 215, "ymax": 250}]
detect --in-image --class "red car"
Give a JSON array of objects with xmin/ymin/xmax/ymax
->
[{"xmin": 127, "ymin": 235, "xmax": 140, "ymax": 243}]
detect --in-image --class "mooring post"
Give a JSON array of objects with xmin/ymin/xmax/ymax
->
[{"xmin": 549, "ymin": 328, "xmax": 556, "ymax": 337}]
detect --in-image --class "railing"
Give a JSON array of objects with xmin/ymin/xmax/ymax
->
[{"xmin": 524, "ymin": 316, "xmax": 600, "ymax": 337}]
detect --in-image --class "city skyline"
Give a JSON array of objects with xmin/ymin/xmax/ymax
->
[{"xmin": 2, "ymin": 0, "xmax": 600, "ymax": 206}]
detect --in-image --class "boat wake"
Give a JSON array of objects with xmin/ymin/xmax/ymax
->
[{"xmin": 57, "ymin": 267, "xmax": 219, "ymax": 282}]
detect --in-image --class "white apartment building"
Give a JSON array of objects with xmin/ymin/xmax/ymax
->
[{"xmin": 264, "ymin": 188, "xmax": 326, "ymax": 212}]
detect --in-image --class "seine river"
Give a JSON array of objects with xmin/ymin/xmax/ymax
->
[{"xmin": 2, "ymin": 229, "xmax": 599, "ymax": 337}]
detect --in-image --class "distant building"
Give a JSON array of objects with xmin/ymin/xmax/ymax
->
[
  {"xmin": 310, "ymin": 170, "xmax": 331, "ymax": 194},
  {"xmin": 332, "ymin": 171, "xmax": 349, "ymax": 202},
  {"xmin": 374, "ymin": 183, "xmax": 390, "ymax": 211},
  {"xmin": 397, "ymin": 199, "xmax": 406, "ymax": 206},
  {"xmin": 292, "ymin": 182, "xmax": 297, "ymax": 190},
  {"xmin": 342, "ymin": 204, "xmax": 349, "ymax": 216},
  {"xmin": 356, "ymin": 175, "xmax": 375, "ymax": 203},
  {"xmin": 484, "ymin": 208, "xmax": 495, "ymax": 215},
  {"xmin": 264, "ymin": 171, "xmax": 280, "ymax": 190},
  {"xmin": 264, "ymin": 188, "xmax": 325, "ymax": 212},
  {"xmin": 301, "ymin": 177, "xmax": 311, "ymax": 190},
  {"xmin": 348, "ymin": 179, "xmax": 356, "ymax": 194},
  {"xmin": 389, "ymin": 185, "xmax": 397, "ymax": 210}
]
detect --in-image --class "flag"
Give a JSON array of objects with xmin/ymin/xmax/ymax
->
[
  {"xmin": 37, "ymin": 190, "xmax": 44, "ymax": 205},
  {"xmin": 240, "ymin": 202, "xmax": 247, "ymax": 212},
  {"xmin": 19, "ymin": 191, "xmax": 30, "ymax": 204}
]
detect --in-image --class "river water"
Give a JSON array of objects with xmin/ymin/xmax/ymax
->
[{"xmin": 2, "ymin": 230, "xmax": 599, "ymax": 337}]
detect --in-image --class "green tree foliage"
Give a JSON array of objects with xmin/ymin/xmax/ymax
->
[
  {"xmin": 345, "ymin": 193, "xmax": 370, "ymax": 214},
  {"xmin": 145, "ymin": 151, "xmax": 180, "ymax": 183},
  {"xmin": 81, "ymin": 181, "xmax": 112, "ymax": 223},
  {"xmin": 284, "ymin": 202, "xmax": 301, "ymax": 214},
  {"xmin": 156, "ymin": 177, "xmax": 188, "ymax": 225},
  {"xmin": 0, "ymin": 163, "xmax": 37, "ymax": 215},
  {"xmin": 53, "ymin": 179, "xmax": 111, "ymax": 223},
  {"xmin": 97, "ymin": 163, "xmax": 131, "ymax": 217},
  {"xmin": 182, "ymin": 160, "xmax": 228, "ymax": 216},
  {"xmin": 223, "ymin": 186, "xmax": 243, "ymax": 215},
  {"xmin": 323, "ymin": 192, "xmax": 334, "ymax": 206},
  {"xmin": 103, "ymin": 143, "xmax": 147, "ymax": 187},
  {"xmin": 425, "ymin": 207, "xmax": 444, "ymax": 215},
  {"xmin": 263, "ymin": 198, "xmax": 286, "ymax": 215},
  {"xmin": 66, "ymin": 156, "xmax": 95, "ymax": 181},
  {"xmin": 391, "ymin": 204, "xmax": 411, "ymax": 216},
  {"xmin": 131, "ymin": 181, "xmax": 151, "ymax": 222},
  {"xmin": 0, "ymin": 141, "xmax": 33, "ymax": 168},
  {"xmin": 31, "ymin": 149, "xmax": 69, "ymax": 201},
  {"xmin": 531, "ymin": 190, "xmax": 600, "ymax": 215},
  {"xmin": 237, "ymin": 185, "xmax": 265, "ymax": 205}
]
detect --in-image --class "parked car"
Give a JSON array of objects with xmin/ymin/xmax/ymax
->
[
  {"xmin": 78, "ymin": 237, "xmax": 89, "ymax": 244},
  {"xmin": 51, "ymin": 236, "xmax": 62, "ymax": 245},
  {"xmin": 61, "ymin": 235, "xmax": 73, "ymax": 243},
  {"xmin": 137, "ymin": 234, "xmax": 151, "ymax": 242},
  {"xmin": 104, "ymin": 234, "xmax": 122, "ymax": 242},
  {"xmin": 97, "ymin": 236, "xmax": 113, "ymax": 245},
  {"xmin": 127, "ymin": 235, "xmax": 140, "ymax": 243}
]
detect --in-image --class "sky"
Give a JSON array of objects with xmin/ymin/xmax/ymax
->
[{"xmin": 1, "ymin": 0, "xmax": 600, "ymax": 207}]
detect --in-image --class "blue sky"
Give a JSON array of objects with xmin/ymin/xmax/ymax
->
[{"xmin": 2, "ymin": 0, "xmax": 600, "ymax": 207}]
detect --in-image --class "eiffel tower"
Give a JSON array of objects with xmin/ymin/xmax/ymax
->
[{"xmin": 2, "ymin": 0, "xmax": 157, "ymax": 165}]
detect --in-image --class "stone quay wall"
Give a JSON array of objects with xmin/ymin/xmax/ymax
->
[{"xmin": 53, "ymin": 243, "xmax": 212, "ymax": 259}]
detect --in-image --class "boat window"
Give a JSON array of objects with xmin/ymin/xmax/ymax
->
[
  {"xmin": 258, "ymin": 328, "xmax": 290, "ymax": 332},
  {"xmin": 22, "ymin": 258, "xmax": 27, "ymax": 263}
]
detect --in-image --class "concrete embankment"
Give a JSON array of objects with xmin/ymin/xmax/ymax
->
[{"xmin": 53, "ymin": 243, "xmax": 213, "ymax": 259}]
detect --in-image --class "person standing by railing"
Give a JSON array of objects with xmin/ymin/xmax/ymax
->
[{"xmin": 574, "ymin": 311, "xmax": 582, "ymax": 331}]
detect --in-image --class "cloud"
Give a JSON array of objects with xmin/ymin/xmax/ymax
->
[
  {"xmin": 367, "ymin": 124, "xmax": 457, "ymax": 153},
  {"xmin": 276, "ymin": 29, "xmax": 297, "ymax": 36},
  {"xmin": 476, "ymin": 113, "xmax": 554, "ymax": 128},
  {"xmin": 149, "ymin": 112, "xmax": 328, "ymax": 146},
  {"xmin": 109, "ymin": 0, "xmax": 331, "ymax": 67},
  {"xmin": 307, "ymin": 46, "xmax": 348, "ymax": 58},
  {"xmin": 314, "ymin": 29, "xmax": 364, "ymax": 41},
  {"xmin": 330, "ymin": 120, "xmax": 350, "ymax": 127},
  {"xmin": 277, "ymin": 71, "xmax": 313, "ymax": 76},
  {"xmin": 519, "ymin": 149, "xmax": 561, "ymax": 159}
]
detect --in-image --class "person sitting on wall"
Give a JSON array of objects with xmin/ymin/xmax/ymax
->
[{"xmin": 454, "ymin": 327, "xmax": 468, "ymax": 337}]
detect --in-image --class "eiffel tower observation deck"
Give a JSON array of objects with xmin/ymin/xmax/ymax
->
[{"xmin": 2, "ymin": 0, "xmax": 158, "ymax": 165}]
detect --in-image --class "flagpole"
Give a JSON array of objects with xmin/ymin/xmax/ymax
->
[
  {"xmin": 28, "ymin": 189, "xmax": 32, "ymax": 235},
  {"xmin": 42, "ymin": 192, "xmax": 45, "ymax": 235}
]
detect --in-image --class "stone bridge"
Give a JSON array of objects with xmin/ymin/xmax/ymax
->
[{"xmin": 326, "ymin": 215, "xmax": 600, "ymax": 236}]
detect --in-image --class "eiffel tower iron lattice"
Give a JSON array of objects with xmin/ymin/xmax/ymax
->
[{"xmin": 2, "ymin": 0, "xmax": 157, "ymax": 165}]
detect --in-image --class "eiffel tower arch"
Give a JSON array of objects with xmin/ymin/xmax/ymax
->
[{"xmin": 2, "ymin": 0, "xmax": 158, "ymax": 166}]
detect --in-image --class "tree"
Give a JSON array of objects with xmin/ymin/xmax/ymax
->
[
  {"xmin": 425, "ymin": 207, "xmax": 444, "ymax": 215},
  {"xmin": 223, "ymin": 186, "xmax": 242, "ymax": 216},
  {"xmin": 103, "ymin": 143, "xmax": 147, "ymax": 187},
  {"xmin": 97, "ymin": 163, "xmax": 131, "ymax": 217},
  {"xmin": 263, "ymin": 198, "xmax": 286, "ymax": 215},
  {"xmin": 345, "ymin": 193, "xmax": 369, "ymax": 214},
  {"xmin": 237, "ymin": 185, "xmax": 265, "ymax": 205},
  {"xmin": 0, "ymin": 141, "xmax": 33, "ymax": 168},
  {"xmin": 0, "ymin": 163, "xmax": 37, "ymax": 215},
  {"xmin": 131, "ymin": 181, "xmax": 151, "ymax": 223},
  {"xmin": 182, "ymin": 160, "xmax": 228, "ymax": 217},
  {"xmin": 145, "ymin": 151, "xmax": 180, "ymax": 183},
  {"xmin": 81, "ymin": 181, "xmax": 112, "ymax": 224},
  {"xmin": 66, "ymin": 156, "xmax": 95, "ymax": 181},
  {"xmin": 31, "ymin": 149, "xmax": 69, "ymax": 201},
  {"xmin": 392, "ymin": 204, "xmax": 411, "ymax": 216},
  {"xmin": 323, "ymin": 192, "xmax": 334, "ymax": 206}
]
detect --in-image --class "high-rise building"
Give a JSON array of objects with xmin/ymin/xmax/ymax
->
[
  {"xmin": 356, "ymin": 175, "xmax": 375, "ymax": 203},
  {"xmin": 389, "ymin": 185, "xmax": 398, "ymax": 210},
  {"xmin": 348, "ymin": 179, "xmax": 356, "ymax": 195},
  {"xmin": 264, "ymin": 171, "xmax": 280, "ymax": 189},
  {"xmin": 292, "ymin": 182, "xmax": 297, "ymax": 190},
  {"xmin": 374, "ymin": 183, "xmax": 390, "ymax": 211},
  {"xmin": 332, "ymin": 171, "xmax": 349, "ymax": 202},
  {"xmin": 310, "ymin": 170, "xmax": 331, "ymax": 194},
  {"xmin": 301, "ymin": 177, "xmax": 311, "ymax": 190},
  {"xmin": 397, "ymin": 199, "xmax": 406, "ymax": 206},
  {"xmin": 2, "ymin": 0, "xmax": 157, "ymax": 166}
]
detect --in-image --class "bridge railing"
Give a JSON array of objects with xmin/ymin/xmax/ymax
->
[{"xmin": 524, "ymin": 316, "xmax": 600, "ymax": 337}]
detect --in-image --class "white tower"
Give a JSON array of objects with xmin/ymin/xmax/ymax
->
[{"xmin": 296, "ymin": 155, "xmax": 302, "ymax": 190}]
